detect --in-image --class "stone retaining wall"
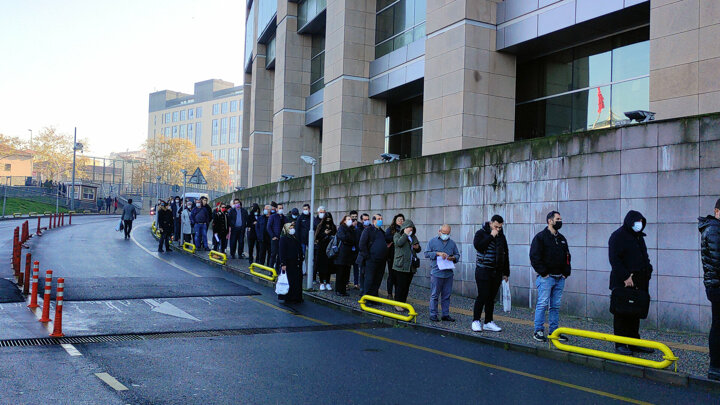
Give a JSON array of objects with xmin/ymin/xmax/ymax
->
[{"xmin": 228, "ymin": 114, "xmax": 720, "ymax": 332}]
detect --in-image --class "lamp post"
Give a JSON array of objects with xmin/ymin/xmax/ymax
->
[
  {"xmin": 180, "ymin": 169, "xmax": 188, "ymax": 205},
  {"xmin": 70, "ymin": 127, "xmax": 83, "ymax": 211},
  {"xmin": 27, "ymin": 129, "xmax": 32, "ymax": 145},
  {"xmin": 2, "ymin": 176, "xmax": 9, "ymax": 217},
  {"xmin": 156, "ymin": 175, "xmax": 161, "ymax": 207},
  {"xmin": 301, "ymin": 155, "xmax": 317, "ymax": 290}
]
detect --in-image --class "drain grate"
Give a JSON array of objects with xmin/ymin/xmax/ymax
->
[{"xmin": 0, "ymin": 322, "xmax": 388, "ymax": 348}]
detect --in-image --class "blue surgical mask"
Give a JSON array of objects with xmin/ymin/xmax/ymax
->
[
  {"xmin": 376, "ymin": 220, "xmax": 383, "ymax": 227},
  {"xmin": 363, "ymin": 220, "xmax": 370, "ymax": 226},
  {"xmin": 263, "ymin": 209, "xmax": 268, "ymax": 215}
]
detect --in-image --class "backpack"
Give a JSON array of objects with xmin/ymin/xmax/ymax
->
[{"xmin": 326, "ymin": 235, "xmax": 341, "ymax": 259}]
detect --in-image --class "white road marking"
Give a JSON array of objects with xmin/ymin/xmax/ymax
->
[
  {"xmin": 95, "ymin": 372, "xmax": 129, "ymax": 391},
  {"xmin": 129, "ymin": 229, "xmax": 201, "ymax": 277},
  {"xmin": 142, "ymin": 299, "xmax": 200, "ymax": 321},
  {"xmin": 61, "ymin": 343, "xmax": 82, "ymax": 356}
]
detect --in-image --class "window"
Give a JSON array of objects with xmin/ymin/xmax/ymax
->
[
  {"xmin": 212, "ymin": 150, "xmax": 219, "ymax": 160},
  {"xmin": 220, "ymin": 118, "xmax": 228, "ymax": 144},
  {"xmin": 220, "ymin": 148, "xmax": 227, "ymax": 162},
  {"xmin": 180, "ymin": 110, "xmax": 187, "ymax": 121},
  {"xmin": 172, "ymin": 111, "xmax": 178, "ymax": 122},
  {"xmin": 213, "ymin": 103, "xmax": 219, "ymax": 115},
  {"xmin": 172, "ymin": 126, "xmax": 178, "ymax": 138},
  {"xmin": 188, "ymin": 123, "xmax": 194, "ymax": 144},
  {"xmin": 230, "ymin": 116, "xmax": 238, "ymax": 143},
  {"xmin": 164, "ymin": 113, "xmax": 170, "ymax": 123},
  {"xmin": 195, "ymin": 123, "xmax": 202, "ymax": 148},
  {"xmin": 221, "ymin": 102, "xmax": 228, "ymax": 114},
  {"xmin": 82, "ymin": 187, "xmax": 95, "ymax": 200},
  {"xmin": 385, "ymin": 95, "xmax": 423, "ymax": 159},
  {"xmin": 155, "ymin": 115, "xmax": 157, "ymax": 125},
  {"xmin": 375, "ymin": 0, "xmax": 426, "ymax": 59},
  {"xmin": 245, "ymin": 0, "xmax": 255, "ymax": 68},
  {"xmin": 228, "ymin": 148, "xmax": 237, "ymax": 168},
  {"xmin": 163, "ymin": 127, "xmax": 170, "ymax": 137},
  {"xmin": 212, "ymin": 119, "xmax": 219, "ymax": 145},
  {"xmin": 230, "ymin": 100, "xmax": 238, "ymax": 112},
  {"xmin": 311, "ymin": 35, "xmax": 325, "ymax": 94},
  {"xmin": 188, "ymin": 108, "xmax": 194, "ymax": 120},
  {"xmin": 180, "ymin": 124, "xmax": 187, "ymax": 139},
  {"xmin": 266, "ymin": 34, "xmax": 276, "ymax": 69},
  {"xmin": 4, "ymin": 164, "xmax": 11, "ymax": 171},
  {"xmin": 515, "ymin": 27, "xmax": 649, "ymax": 140},
  {"xmin": 258, "ymin": 0, "xmax": 278, "ymax": 36},
  {"xmin": 196, "ymin": 106, "xmax": 203, "ymax": 118},
  {"xmin": 298, "ymin": 0, "xmax": 327, "ymax": 29}
]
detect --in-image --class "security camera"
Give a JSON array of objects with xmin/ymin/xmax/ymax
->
[
  {"xmin": 279, "ymin": 174, "xmax": 295, "ymax": 181},
  {"xmin": 624, "ymin": 110, "xmax": 655, "ymax": 123},
  {"xmin": 380, "ymin": 153, "xmax": 399, "ymax": 162}
]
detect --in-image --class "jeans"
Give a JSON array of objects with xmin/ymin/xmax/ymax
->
[
  {"xmin": 229, "ymin": 226, "xmax": 245, "ymax": 257},
  {"xmin": 247, "ymin": 232, "xmax": 257, "ymax": 261},
  {"xmin": 430, "ymin": 275, "xmax": 454, "ymax": 318},
  {"xmin": 708, "ymin": 287, "xmax": 720, "ymax": 368},
  {"xmin": 534, "ymin": 275, "xmax": 565, "ymax": 333},
  {"xmin": 194, "ymin": 223, "xmax": 208, "ymax": 249}
]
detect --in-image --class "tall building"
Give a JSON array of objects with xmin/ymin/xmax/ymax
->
[
  {"xmin": 242, "ymin": 0, "xmax": 720, "ymax": 186},
  {"xmin": 148, "ymin": 79, "xmax": 246, "ymax": 187}
]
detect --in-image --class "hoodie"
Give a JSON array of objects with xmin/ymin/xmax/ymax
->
[
  {"xmin": 392, "ymin": 219, "xmax": 422, "ymax": 273},
  {"xmin": 608, "ymin": 210, "xmax": 652, "ymax": 291},
  {"xmin": 699, "ymin": 215, "xmax": 720, "ymax": 289}
]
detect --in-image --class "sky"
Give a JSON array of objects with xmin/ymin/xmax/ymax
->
[{"xmin": 0, "ymin": 0, "xmax": 246, "ymax": 157}]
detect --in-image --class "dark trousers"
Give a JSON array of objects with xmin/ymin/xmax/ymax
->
[
  {"xmin": 247, "ymin": 233, "xmax": 257, "ymax": 261},
  {"xmin": 352, "ymin": 263, "xmax": 360, "ymax": 286},
  {"xmin": 123, "ymin": 220, "xmax": 133, "ymax": 238},
  {"xmin": 183, "ymin": 233, "xmax": 192, "ymax": 243},
  {"xmin": 256, "ymin": 239, "xmax": 269, "ymax": 265},
  {"xmin": 173, "ymin": 218, "xmax": 181, "ymax": 242},
  {"xmin": 335, "ymin": 265, "xmax": 351, "ymax": 294},
  {"xmin": 363, "ymin": 260, "xmax": 386, "ymax": 297},
  {"xmin": 213, "ymin": 234, "xmax": 228, "ymax": 253},
  {"xmin": 709, "ymin": 288, "xmax": 720, "ymax": 368},
  {"xmin": 613, "ymin": 314, "xmax": 641, "ymax": 348},
  {"xmin": 394, "ymin": 271, "xmax": 414, "ymax": 303},
  {"xmin": 158, "ymin": 232, "xmax": 171, "ymax": 251},
  {"xmin": 229, "ymin": 226, "xmax": 245, "ymax": 257},
  {"xmin": 386, "ymin": 261, "xmax": 397, "ymax": 295},
  {"xmin": 474, "ymin": 274, "xmax": 501, "ymax": 322},
  {"xmin": 269, "ymin": 238, "xmax": 280, "ymax": 269}
]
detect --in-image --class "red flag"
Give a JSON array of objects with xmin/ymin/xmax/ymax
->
[{"xmin": 597, "ymin": 87, "xmax": 605, "ymax": 114}]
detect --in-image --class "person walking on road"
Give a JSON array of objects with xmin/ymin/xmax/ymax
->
[
  {"xmin": 106, "ymin": 196, "xmax": 112, "ymax": 214},
  {"xmin": 212, "ymin": 204, "xmax": 230, "ymax": 253},
  {"xmin": 472, "ymin": 215, "xmax": 509, "ymax": 332},
  {"xmin": 315, "ymin": 212, "xmax": 337, "ymax": 291},
  {"xmin": 530, "ymin": 211, "xmax": 571, "ymax": 343},
  {"xmin": 701, "ymin": 198, "xmax": 720, "ymax": 380},
  {"xmin": 157, "ymin": 201, "xmax": 173, "ymax": 253},
  {"xmin": 278, "ymin": 222, "xmax": 304, "ymax": 304},
  {"xmin": 181, "ymin": 201, "xmax": 193, "ymax": 243},
  {"xmin": 608, "ymin": 210, "xmax": 654, "ymax": 356},
  {"xmin": 121, "ymin": 199, "xmax": 137, "ymax": 240},
  {"xmin": 385, "ymin": 213, "xmax": 405, "ymax": 300},
  {"xmin": 97, "ymin": 198, "xmax": 104, "ymax": 213},
  {"xmin": 228, "ymin": 199, "xmax": 249, "ymax": 259},
  {"xmin": 392, "ymin": 219, "xmax": 421, "ymax": 311},
  {"xmin": 191, "ymin": 200, "xmax": 210, "ymax": 251},
  {"xmin": 358, "ymin": 214, "xmax": 388, "ymax": 297},
  {"xmin": 425, "ymin": 224, "xmax": 460, "ymax": 322},
  {"xmin": 334, "ymin": 215, "xmax": 358, "ymax": 296}
]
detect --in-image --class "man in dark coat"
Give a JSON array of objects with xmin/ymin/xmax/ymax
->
[
  {"xmin": 228, "ymin": 198, "xmax": 249, "ymax": 259},
  {"xmin": 608, "ymin": 210, "xmax": 654, "ymax": 356},
  {"xmin": 333, "ymin": 216, "xmax": 358, "ymax": 296},
  {"xmin": 170, "ymin": 196, "xmax": 182, "ymax": 244},
  {"xmin": 212, "ymin": 204, "xmax": 230, "ymax": 253},
  {"xmin": 157, "ymin": 201, "xmax": 174, "ymax": 253},
  {"xmin": 255, "ymin": 205, "xmax": 271, "ymax": 266},
  {"xmin": 700, "ymin": 198, "xmax": 720, "ymax": 380},
  {"xmin": 267, "ymin": 203, "xmax": 286, "ymax": 270},
  {"xmin": 358, "ymin": 214, "xmax": 388, "ymax": 297},
  {"xmin": 296, "ymin": 204, "xmax": 312, "ymax": 250},
  {"xmin": 472, "ymin": 215, "xmax": 509, "ymax": 332}
]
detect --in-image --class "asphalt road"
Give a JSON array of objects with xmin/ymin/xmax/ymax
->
[{"xmin": 1, "ymin": 215, "xmax": 718, "ymax": 404}]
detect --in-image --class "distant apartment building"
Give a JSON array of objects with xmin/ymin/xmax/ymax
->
[
  {"xmin": 147, "ymin": 79, "xmax": 245, "ymax": 187},
  {"xmin": 241, "ymin": 0, "xmax": 720, "ymax": 187},
  {"xmin": 0, "ymin": 148, "xmax": 33, "ymax": 186}
]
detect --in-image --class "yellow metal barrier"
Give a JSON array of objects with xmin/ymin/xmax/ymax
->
[
  {"xmin": 13, "ymin": 213, "xmax": 23, "ymax": 217},
  {"xmin": 208, "ymin": 251, "xmax": 227, "ymax": 265},
  {"xmin": 358, "ymin": 295, "xmax": 418, "ymax": 323},
  {"xmin": 548, "ymin": 327, "xmax": 678, "ymax": 371},
  {"xmin": 249, "ymin": 263, "xmax": 278, "ymax": 282},
  {"xmin": 44, "ymin": 211, "xmax": 52, "ymax": 215},
  {"xmin": 68, "ymin": 211, "xmax": 76, "ymax": 214},
  {"xmin": 83, "ymin": 210, "xmax": 91, "ymax": 214},
  {"xmin": 28, "ymin": 212, "xmax": 37, "ymax": 217},
  {"xmin": 182, "ymin": 242, "xmax": 196, "ymax": 254}
]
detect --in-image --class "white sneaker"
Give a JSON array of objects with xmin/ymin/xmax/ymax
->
[
  {"xmin": 471, "ymin": 321, "xmax": 482, "ymax": 332},
  {"xmin": 319, "ymin": 284, "xmax": 326, "ymax": 291},
  {"xmin": 484, "ymin": 321, "xmax": 502, "ymax": 332},
  {"xmin": 325, "ymin": 283, "xmax": 333, "ymax": 291}
]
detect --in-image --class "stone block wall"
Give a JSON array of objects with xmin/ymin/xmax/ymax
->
[{"xmin": 228, "ymin": 114, "xmax": 720, "ymax": 332}]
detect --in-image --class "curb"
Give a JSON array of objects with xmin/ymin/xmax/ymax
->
[{"xmin": 154, "ymin": 230, "xmax": 720, "ymax": 392}]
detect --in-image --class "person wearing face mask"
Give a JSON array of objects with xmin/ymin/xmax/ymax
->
[
  {"xmin": 530, "ymin": 211, "xmax": 571, "ymax": 343},
  {"xmin": 608, "ymin": 210, "xmax": 654, "ymax": 356},
  {"xmin": 171, "ymin": 196, "xmax": 182, "ymax": 244},
  {"xmin": 267, "ymin": 202, "xmax": 286, "ymax": 271},
  {"xmin": 278, "ymin": 222, "xmax": 304, "ymax": 304},
  {"xmin": 333, "ymin": 215, "xmax": 358, "ymax": 296},
  {"xmin": 212, "ymin": 204, "xmax": 230, "ymax": 253},
  {"xmin": 255, "ymin": 205, "xmax": 271, "ymax": 265},
  {"xmin": 297, "ymin": 204, "xmax": 312, "ymax": 254},
  {"xmin": 156, "ymin": 200, "xmax": 174, "ymax": 253},
  {"xmin": 392, "ymin": 219, "xmax": 421, "ymax": 311},
  {"xmin": 312, "ymin": 206, "xmax": 327, "ymax": 284},
  {"xmin": 358, "ymin": 214, "xmax": 388, "ymax": 297},
  {"xmin": 385, "ymin": 214, "xmax": 405, "ymax": 300},
  {"xmin": 228, "ymin": 199, "xmax": 249, "ymax": 260},
  {"xmin": 700, "ymin": 198, "xmax": 720, "ymax": 380},
  {"xmin": 352, "ymin": 213, "xmax": 370, "ymax": 290},
  {"xmin": 426, "ymin": 224, "xmax": 460, "ymax": 322},
  {"xmin": 247, "ymin": 203, "xmax": 261, "ymax": 263},
  {"xmin": 190, "ymin": 199, "xmax": 211, "ymax": 251},
  {"xmin": 181, "ymin": 201, "xmax": 193, "ymax": 243},
  {"xmin": 315, "ymin": 212, "xmax": 337, "ymax": 291},
  {"xmin": 472, "ymin": 216, "xmax": 509, "ymax": 332}
]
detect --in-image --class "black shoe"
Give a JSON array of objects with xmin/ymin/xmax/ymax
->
[
  {"xmin": 429, "ymin": 316, "xmax": 440, "ymax": 322},
  {"xmin": 231, "ymin": 255, "xmax": 236, "ymax": 259},
  {"xmin": 615, "ymin": 345, "xmax": 633, "ymax": 356},
  {"xmin": 533, "ymin": 330, "xmax": 547, "ymax": 342},
  {"xmin": 630, "ymin": 345, "xmax": 654, "ymax": 354},
  {"xmin": 158, "ymin": 249, "xmax": 164, "ymax": 253},
  {"xmin": 556, "ymin": 334, "xmax": 569, "ymax": 343},
  {"xmin": 709, "ymin": 367, "xmax": 720, "ymax": 381},
  {"xmin": 441, "ymin": 315, "xmax": 456, "ymax": 322}
]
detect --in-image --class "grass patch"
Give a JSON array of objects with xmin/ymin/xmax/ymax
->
[{"xmin": 1, "ymin": 197, "xmax": 68, "ymax": 215}]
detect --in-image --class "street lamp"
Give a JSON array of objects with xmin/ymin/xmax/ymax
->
[
  {"xmin": 70, "ymin": 127, "xmax": 83, "ymax": 211},
  {"xmin": 2, "ymin": 176, "xmax": 9, "ymax": 217},
  {"xmin": 156, "ymin": 175, "xmax": 162, "ymax": 207},
  {"xmin": 300, "ymin": 155, "xmax": 317, "ymax": 290},
  {"xmin": 27, "ymin": 129, "xmax": 32, "ymax": 145},
  {"xmin": 180, "ymin": 169, "xmax": 188, "ymax": 205}
]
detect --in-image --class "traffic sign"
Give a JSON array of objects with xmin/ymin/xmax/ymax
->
[{"xmin": 188, "ymin": 167, "xmax": 207, "ymax": 185}]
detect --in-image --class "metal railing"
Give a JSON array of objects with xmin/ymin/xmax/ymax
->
[
  {"xmin": 358, "ymin": 295, "xmax": 418, "ymax": 323},
  {"xmin": 249, "ymin": 263, "xmax": 278, "ymax": 282},
  {"xmin": 208, "ymin": 251, "xmax": 227, "ymax": 265}
]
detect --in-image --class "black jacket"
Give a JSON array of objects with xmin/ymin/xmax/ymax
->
[
  {"xmin": 297, "ymin": 213, "xmax": 312, "ymax": 245},
  {"xmin": 334, "ymin": 224, "xmax": 358, "ymax": 266},
  {"xmin": 212, "ymin": 211, "xmax": 229, "ymax": 236},
  {"xmin": 279, "ymin": 234, "xmax": 304, "ymax": 267},
  {"xmin": 228, "ymin": 207, "xmax": 249, "ymax": 230},
  {"xmin": 530, "ymin": 227, "xmax": 571, "ymax": 277},
  {"xmin": 157, "ymin": 208, "xmax": 174, "ymax": 234},
  {"xmin": 385, "ymin": 225, "xmax": 400, "ymax": 264},
  {"xmin": 608, "ymin": 210, "xmax": 653, "ymax": 291},
  {"xmin": 700, "ymin": 216, "xmax": 720, "ymax": 289},
  {"xmin": 474, "ymin": 222, "xmax": 510, "ymax": 280},
  {"xmin": 358, "ymin": 226, "xmax": 388, "ymax": 264}
]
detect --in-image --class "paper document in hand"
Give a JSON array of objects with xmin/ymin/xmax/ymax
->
[{"xmin": 436, "ymin": 256, "xmax": 455, "ymax": 270}]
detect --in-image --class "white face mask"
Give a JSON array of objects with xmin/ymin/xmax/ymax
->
[
  {"xmin": 318, "ymin": 212, "xmax": 325, "ymax": 219},
  {"xmin": 345, "ymin": 219, "xmax": 353, "ymax": 227},
  {"xmin": 288, "ymin": 228, "xmax": 296, "ymax": 235},
  {"xmin": 196, "ymin": 203, "xmax": 201, "ymax": 207},
  {"xmin": 278, "ymin": 209, "xmax": 284, "ymax": 214},
  {"xmin": 302, "ymin": 210, "xmax": 309, "ymax": 215},
  {"xmin": 439, "ymin": 233, "xmax": 450, "ymax": 241},
  {"xmin": 632, "ymin": 221, "xmax": 643, "ymax": 232}
]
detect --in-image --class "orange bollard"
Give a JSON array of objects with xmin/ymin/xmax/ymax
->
[
  {"xmin": 48, "ymin": 215, "xmax": 52, "ymax": 230},
  {"xmin": 69, "ymin": 212, "xmax": 72, "ymax": 225},
  {"xmin": 50, "ymin": 278, "xmax": 64, "ymax": 337},
  {"xmin": 54, "ymin": 214, "xmax": 57, "ymax": 228},
  {"xmin": 61, "ymin": 213, "xmax": 64, "ymax": 226},
  {"xmin": 23, "ymin": 254, "xmax": 32, "ymax": 294},
  {"xmin": 19, "ymin": 253, "xmax": 30, "ymax": 288},
  {"xmin": 27, "ymin": 262, "xmax": 40, "ymax": 307},
  {"xmin": 36, "ymin": 216, "xmax": 42, "ymax": 236},
  {"xmin": 39, "ymin": 270, "xmax": 53, "ymax": 322}
]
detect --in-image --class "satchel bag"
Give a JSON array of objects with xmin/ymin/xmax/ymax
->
[
  {"xmin": 610, "ymin": 287, "xmax": 650, "ymax": 319},
  {"xmin": 326, "ymin": 235, "xmax": 341, "ymax": 259}
]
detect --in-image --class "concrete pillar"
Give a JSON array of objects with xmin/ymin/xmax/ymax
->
[
  {"xmin": 238, "ymin": 73, "xmax": 252, "ymax": 188},
  {"xmin": 321, "ymin": 0, "xmax": 386, "ymax": 172},
  {"xmin": 422, "ymin": 0, "xmax": 516, "ymax": 155}
]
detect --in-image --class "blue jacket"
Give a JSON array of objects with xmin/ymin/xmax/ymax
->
[
  {"xmin": 190, "ymin": 206, "xmax": 209, "ymax": 225},
  {"xmin": 267, "ymin": 213, "xmax": 285, "ymax": 239},
  {"xmin": 255, "ymin": 215, "xmax": 269, "ymax": 242}
]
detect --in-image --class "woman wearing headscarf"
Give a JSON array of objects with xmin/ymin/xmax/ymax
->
[
  {"xmin": 315, "ymin": 212, "xmax": 337, "ymax": 291},
  {"xmin": 279, "ymin": 222, "xmax": 304, "ymax": 304}
]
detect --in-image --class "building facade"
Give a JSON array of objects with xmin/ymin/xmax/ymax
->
[
  {"xmin": 148, "ymin": 79, "xmax": 246, "ymax": 187},
  {"xmin": 243, "ymin": 0, "xmax": 720, "ymax": 186}
]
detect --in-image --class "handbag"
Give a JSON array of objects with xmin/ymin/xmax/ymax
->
[
  {"xmin": 275, "ymin": 271, "xmax": 290, "ymax": 295},
  {"xmin": 116, "ymin": 219, "xmax": 124, "ymax": 232},
  {"xmin": 411, "ymin": 255, "xmax": 420, "ymax": 269},
  {"xmin": 610, "ymin": 287, "xmax": 650, "ymax": 319}
]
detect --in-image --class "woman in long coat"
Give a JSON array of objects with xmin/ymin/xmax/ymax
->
[
  {"xmin": 279, "ymin": 222, "xmax": 304, "ymax": 303},
  {"xmin": 314, "ymin": 212, "xmax": 337, "ymax": 291}
]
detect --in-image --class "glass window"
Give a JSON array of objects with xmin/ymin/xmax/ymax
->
[
  {"xmin": 165, "ymin": 127, "xmax": 171, "ymax": 137},
  {"xmin": 195, "ymin": 123, "xmax": 202, "ymax": 148},
  {"xmin": 311, "ymin": 35, "xmax": 325, "ymax": 94},
  {"xmin": 188, "ymin": 108, "xmax": 194, "ymax": 120},
  {"xmin": 375, "ymin": 0, "xmax": 427, "ymax": 59},
  {"xmin": 172, "ymin": 111, "xmax": 178, "ymax": 122},
  {"xmin": 228, "ymin": 148, "xmax": 236, "ymax": 167},
  {"xmin": 212, "ymin": 119, "xmax": 219, "ymax": 145},
  {"xmin": 220, "ymin": 118, "xmax": 228, "ymax": 144},
  {"xmin": 180, "ymin": 110, "xmax": 187, "ymax": 121},
  {"xmin": 212, "ymin": 150, "xmax": 219, "ymax": 160},
  {"xmin": 258, "ymin": 0, "xmax": 278, "ymax": 37},
  {"xmin": 172, "ymin": 126, "xmax": 178, "ymax": 138},
  {"xmin": 165, "ymin": 113, "xmax": 171, "ymax": 123},
  {"xmin": 196, "ymin": 106, "xmax": 203, "ymax": 118},
  {"xmin": 180, "ymin": 124, "xmax": 187, "ymax": 139},
  {"xmin": 221, "ymin": 102, "xmax": 228, "ymax": 114},
  {"xmin": 612, "ymin": 41, "xmax": 650, "ymax": 82},
  {"xmin": 230, "ymin": 100, "xmax": 238, "ymax": 112},
  {"xmin": 245, "ymin": 0, "xmax": 255, "ymax": 68},
  {"xmin": 230, "ymin": 116, "xmax": 238, "ymax": 143},
  {"xmin": 298, "ymin": 0, "xmax": 327, "ymax": 29},
  {"xmin": 187, "ymin": 123, "xmax": 194, "ymax": 144},
  {"xmin": 239, "ymin": 100, "xmax": 243, "ymax": 110},
  {"xmin": 611, "ymin": 77, "xmax": 649, "ymax": 118},
  {"xmin": 213, "ymin": 103, "xmax": 219, "ymax": 115},
  {"xmin": 385, "ymin": 95, "xmax": 423, "ymax": 159},
  {"xmin": 220, "ymin": 148, "xmax": 227, "ymax": 162},
  {"xmin": 266, "ymin": 35, "xmax": 276, "ymax": 68}
]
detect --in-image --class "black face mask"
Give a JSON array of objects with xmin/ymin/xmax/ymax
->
[{"xmin": 554, "ymin": 220, "xmax": 563, "ymax": 230}]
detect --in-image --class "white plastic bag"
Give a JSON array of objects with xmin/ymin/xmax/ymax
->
[
  {"xmin": 275, "ymin": 271, "xmax": 290, "ymax": 295},
  {"xmin": 302, "ymin": 261, "xmax": 307, "ymax": 275},
  {"xmin": 115, "ymin": 219, "xmax": 124, "ymax": 232},
  {"xmin": 502, "ymin": 280, "xmax": 512, "ymax": 313}
]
